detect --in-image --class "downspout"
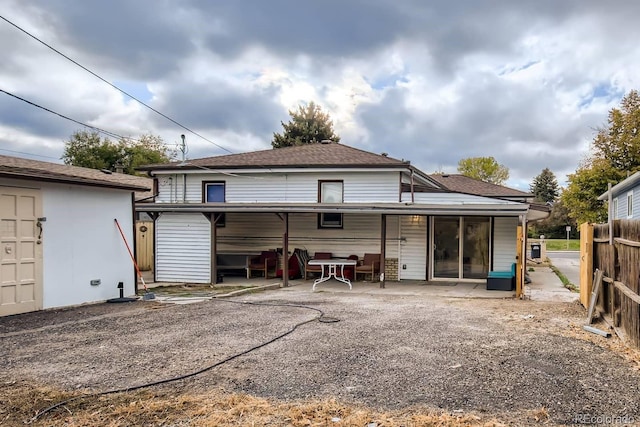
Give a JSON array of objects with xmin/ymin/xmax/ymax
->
[
  {"xmin": 380, "ymin": 214, "xmax": 387, "ymax": 288},
  {"xmin": 520, "ymin": 214, "xmax": 527, "ymax": 299},
  {"xmin": 183, "ymin": 174, "xmax": 187, "ymax": 202},
  {"xmin": 283, "ymin": 213, "xmax": 289, "ymax": 287}
]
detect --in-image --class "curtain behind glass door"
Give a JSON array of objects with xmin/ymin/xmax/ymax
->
[
  {"xmin": 433, "ymin": 217, "xmax": 460, "ymax": 278},
  {"xmin": 462, "ymin": 217, "xmax": 490, "ymax": 279}
]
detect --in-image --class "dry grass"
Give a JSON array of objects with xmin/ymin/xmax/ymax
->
[{"xmin": 1, "ymin": 381, "xmax": 512, "ymax": 427}]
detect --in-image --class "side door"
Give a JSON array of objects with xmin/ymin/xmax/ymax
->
[{"xmin": 1, "ymin": 186, "xmax": 43, "ymax": 316}]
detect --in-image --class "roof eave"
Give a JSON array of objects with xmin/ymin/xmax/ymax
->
[
  {"xmin": 0, "ymin": 171, "xmax": 150, "ymax": 192},
  {"xmin": 136, "ymin": 202, "xmax": 528, "ymax": 216},
  {"xmin": 137, "ymin": 163, "xmax": 410, "ymax": 172}
]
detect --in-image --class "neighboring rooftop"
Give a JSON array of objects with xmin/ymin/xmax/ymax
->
[
  {"xmin": 429, "ymin": 174, "xmax": 532, "ymax": 199},
  {"xmin": 598, "ymin": 171, "xmax": 640, "ymax": 200},
  {"xmin": 0, "ymin": 154, "xmax": 152, "ymax": 193},
  {"xmin": 137, "ymin": 141, "xmax": 409, "ymax": 171}
]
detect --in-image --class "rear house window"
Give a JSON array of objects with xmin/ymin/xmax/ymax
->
[
  {"xmin": 318, "ymin": 180, "xmax": 343, "ymax": 228},
  {"xmin": 203, "ymin": 182, "xmax": 225, "ymax": 227}
]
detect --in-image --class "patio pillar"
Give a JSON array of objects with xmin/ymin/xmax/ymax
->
[
  {"xmin": 283, "ymin": 212, "xmax": 289, "ymax": 287},
  {"xmin": 205, "ymin": 213, "xmax": 219, "ymax": 285},
  {"xmin": 380, "ymin": 214, "xmax": 386, "ymax": 288}
]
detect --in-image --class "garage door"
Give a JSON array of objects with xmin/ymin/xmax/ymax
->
[{"xmin": 1, "ymin": 186, "xmax": 43, "ymax": 316}]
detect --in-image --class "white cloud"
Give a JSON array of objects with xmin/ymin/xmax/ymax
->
[{"xmin": 2, "ymin": 1, "xmax": 640, "ymax": 190}]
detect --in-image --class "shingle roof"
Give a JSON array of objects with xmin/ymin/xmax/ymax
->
[
  {"xmin": 428, "ymin": 174, "xmax": 531, "ymax": 198},
  {"xmin": 0, "ymin": 154, "xmax": 152, "ymax": 193},
  {"xmin": 137, "ymin": 141, "xmax": 409, "ymax": 170}
]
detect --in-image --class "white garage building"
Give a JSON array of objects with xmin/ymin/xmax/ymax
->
[{"xmin": 0, "ymin": 155, "xmax": 151, "ymax": 316}]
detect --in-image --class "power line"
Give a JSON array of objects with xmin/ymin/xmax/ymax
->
[
  {"xmin": 0, "ymin": 88, "xmax": 140, "ymax": 142},
  {"xmin": 0, "ymin": 14, "xmax": 233, "ymax": 155},
  {"xmin": 0, "ymin": 148, "xmax": 60, "ymax": 160}
]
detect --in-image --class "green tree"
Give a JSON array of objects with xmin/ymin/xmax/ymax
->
[
  {"xmin": 530, "ymin": 168, "xmax": 559, "ymax": 203},
  {"xmin": 592, "ymin": 90, "xmax": 640, "ymax": 171},
  {"xmin": 457, "ymin": 156, "xmax": 509, "ymax": 185},
  {"xmin": 562, "ymin": 157, "xmax": 624, "ymax": 224},
  {"xmin": 271, "ymin": 102, "xmax": 340, "ymax": 148},
  {"xmin": 529, "ymin": 199, "xmax": 578, "ymax": 239},
  {"xmin": 62, "ymin": 130, "xmax": 171, "ymax": 175},
  {"xmin": 562, "ymin": 90, "xmax": 640, "ymax": 223}
]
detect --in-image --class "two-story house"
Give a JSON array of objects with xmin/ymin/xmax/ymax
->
[{"xmin": 136, "ymin": 141, "xmax": 545, "ymax": 289}]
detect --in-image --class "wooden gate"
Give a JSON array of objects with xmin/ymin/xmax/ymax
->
[
  {"xmin": 135, "ymin": 221, "xmax": 153, "ymax": 271},
  {"xmin": 579, "ymin": 222, "xmax": 594, "ymax": 308},
  {"xmin": 589, "ymin": 220, "xmax": 640, "ymax": 349}
]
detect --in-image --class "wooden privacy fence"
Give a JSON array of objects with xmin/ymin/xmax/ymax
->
[
  {"xmin": 135, "ymin": 221, "xmax": 154, "ymax": 271},
  {"xmin": 586, "ymin": 220, "xmax": 640, "ymax": 348}
]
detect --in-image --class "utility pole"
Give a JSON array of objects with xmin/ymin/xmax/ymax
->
[{"xmin": 180, "ymin": 134, "xmax": 186, "ymax": 163}]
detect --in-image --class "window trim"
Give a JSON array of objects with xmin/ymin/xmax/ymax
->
[
  {"xmin": 202, "ymin": 181, "xmax": 226, "ymax": 227},
  {"xmin": 318, "ymin": 180, "xmax": 344, "ymax": 229},
  {"xmin": 613, "ymin": 197, "xmax": 618, "ymax": 219},
  {"xmin": 627, "ymin": 191, "xmax": 633, "ymax": 218},
  {"xmin": 202, "ymin": 181, "xmax": 226, "ymax": 203}
]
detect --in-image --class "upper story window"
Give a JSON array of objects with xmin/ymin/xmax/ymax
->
[
  {"xmin": 203, "ymin": 181, "xmax": 226, "ymax": 227},
  {"xmin": 627, "ymin": 191, "xmax": 633, "ymax": 218},
  {"xmin": 204, "ymin": 182, "xmax": 225, "ymax": 203},
  {"xmin": 318, "ymin": 180, "xmax": 343, "ymax": 228}
]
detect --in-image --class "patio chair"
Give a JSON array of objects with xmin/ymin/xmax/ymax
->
[
  {"xmin": 344, "ymin": 254, "xmax": 358, "ymax": 281},
  {"xmin": 355, "ymin": 253, "xmax": 381, "ymax": 282},
  {"xmin": 305, "ymin": 252, "xmax": 332, "ymax": 280},
  {"xmin": 247, "ymin": 251, "xmax": 278, "ymax": 279}
]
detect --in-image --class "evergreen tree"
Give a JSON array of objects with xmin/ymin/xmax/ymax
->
[
  {"xmin": 530, "ymin": 168, "xmax": 559, "ymax": 203},
  {"xmin": 271, "ymin": 102, "xmax": 340, "ymax": 148}
]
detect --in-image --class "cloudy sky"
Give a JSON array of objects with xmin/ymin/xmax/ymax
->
[{"xmin": 1, "ymin": 1, "xmax": 639, "ymax": 189}]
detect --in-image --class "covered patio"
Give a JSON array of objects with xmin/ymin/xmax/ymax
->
[{"xmin": 139, "ymin": 265, "xmax": 575, "ymax": 302}]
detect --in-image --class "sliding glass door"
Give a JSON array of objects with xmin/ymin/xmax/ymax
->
[
  {"xmin": 433, "ymin": 217, "xmax": 460, "ymax": 278},
  {"xmin": 432, "ymin": 216, "xmax": 490, "ymax": 280}
]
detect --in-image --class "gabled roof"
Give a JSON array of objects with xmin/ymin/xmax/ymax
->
[
  {"xmin": 428, "ymin": 174, "xmax": 532, "ymax": 199},
  {"xmin": 137, "ymin": 141, "xmax": 409, "ymax": 171},
  {"xmin": 0, "ymin": 154, "xmax": 152, "ymax": 192}
]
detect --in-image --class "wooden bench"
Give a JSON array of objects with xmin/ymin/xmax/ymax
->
[
  {"xmin": 487, "ymin": 263, "xmax": 516, "ymax": 291},
  {"xmin": 216, "ymin": 252, "xmax": 260, "ymax": 276}
]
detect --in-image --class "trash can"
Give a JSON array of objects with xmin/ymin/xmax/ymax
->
[{"xmin": 531, "ymin": 243, "xmax": 541, "ymax": 259}]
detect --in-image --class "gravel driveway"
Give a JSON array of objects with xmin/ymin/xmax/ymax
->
[{"xmin": 2, "ymin": 286, "xmax": 639, "ymax": 425}]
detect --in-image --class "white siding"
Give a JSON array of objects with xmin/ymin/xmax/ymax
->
[
  {"xmin": 156, "ymin": 171, "xmax": 400, "ymax": 203},
  {"xmin": 156, "ymin": 213, "xmax": 211, "ymax": 283},
  {"xmin": 39, "ymin": 183, "xmax": 135, "ymax": 308},
  {"xmin": 216, "ymin": 213, "xmax": 398, "ymax": 258},
  {"xmin": 403, "ymin": 192, "xmax": 521, "ymax": 205},
  {"xmin": 155, "ymin": 212, "xmax": 400, "ymax": 283},
  {"xmin": 493, "ymin": 217, "xmax": 517, "ymax": 271},
  {"xmin": 399, "ymin": 215, "xmax": 427, "ymax": 280}
]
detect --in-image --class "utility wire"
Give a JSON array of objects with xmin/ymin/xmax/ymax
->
[
  {"xmin": 0, "ymin": 14, "xmax": 233, "ymax": 155},
  {"xmin": 0, "ymin": 88, "xmax": 140, "ymax": 143},
  {"xmin": 28, "ymin": 299, "xmax": 339, "ymax": 423},
  {"xmin": 0, "ymin": 148, "xmax": 60, "ymax": 160}
]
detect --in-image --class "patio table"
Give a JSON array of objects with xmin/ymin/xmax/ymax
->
[{"xmin": 308, "ymin": 258, "xmax": 357, "ymax": 290}]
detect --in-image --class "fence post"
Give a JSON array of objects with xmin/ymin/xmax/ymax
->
[
  {"xmin": 579, "ymin": 222, "xmax": 594, "ymax": 308},
  {"xmin": 516, "ymin": 225, "xmax": 524, "ymax": 298}
]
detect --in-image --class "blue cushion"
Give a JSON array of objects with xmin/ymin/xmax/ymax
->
[
  {"xmin": 488, "ymin": 271, "xmax": 512, "ymax": 278},
  {"xmin": 488, "ymin": 263, "xmax": 517, "ymax": 279}
]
